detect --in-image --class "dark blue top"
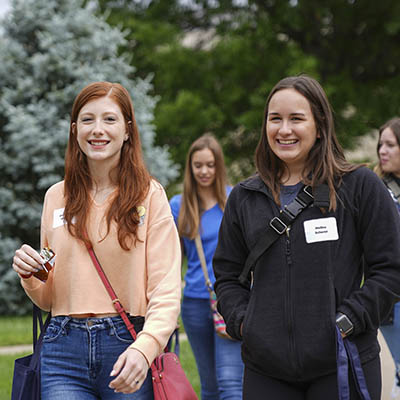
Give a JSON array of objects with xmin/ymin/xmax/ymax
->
[{"xmin": 279, "ymin": 182, "xmax": 303, "ymax": 210}]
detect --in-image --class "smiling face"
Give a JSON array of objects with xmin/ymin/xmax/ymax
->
[
  {"xmin": 75, "ymin": 96, "xmax": 128, "ymax": 169},
  {"xmin": 191, "ymin": 148, "xmax": 216, "ymax": 188},
  {"xmin": 379, "ymin": 127, "xmax": 400, "ymax": 177},
  {"xmin": 266, "ymin": 88, "xmax": 319, "ymax": 178}
]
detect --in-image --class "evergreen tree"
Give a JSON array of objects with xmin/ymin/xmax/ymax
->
[{"xmin": 0, "ymin": 0, "xmax": 178, "ymax": 315}]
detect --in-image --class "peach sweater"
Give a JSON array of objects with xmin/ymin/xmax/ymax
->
[{"xmin": 21, "ymin": 179, "xmax": 181, "ymax": 365}]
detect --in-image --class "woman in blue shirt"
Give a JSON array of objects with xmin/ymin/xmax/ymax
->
[{"xmin": 170, "ymin": 134, "xmax": 243, "ymax": 400}]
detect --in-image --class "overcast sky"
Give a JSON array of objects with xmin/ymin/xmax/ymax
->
[{"xmin": 0, "ymin": 0, "xmax": 11, "ymax": 18}]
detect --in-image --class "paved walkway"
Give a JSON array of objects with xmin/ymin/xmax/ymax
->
[
  {"xmin": 1, "ymin": 332, "xmax": 396, "ymax": 399},
  {"xmin": 0, "ymin": 344, "xmax": 32, "ymax": 355}
]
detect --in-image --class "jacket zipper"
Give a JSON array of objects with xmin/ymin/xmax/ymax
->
[{"xmin": 285, "ymin": 231, "xmax": 301, "ymax": 377}]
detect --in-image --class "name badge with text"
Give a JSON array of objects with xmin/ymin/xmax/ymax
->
[
  {"xmin": 53, "ymin": 208, "xmax": 66, "ymax": 228},
  {"xmin": 303, "ymin": 217, "xmax": 339, "ymax": 244}
]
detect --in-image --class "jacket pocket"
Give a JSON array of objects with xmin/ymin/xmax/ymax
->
[{"xmin": 241, "ymin": 285, "xmax": 294, "ymax": 378}]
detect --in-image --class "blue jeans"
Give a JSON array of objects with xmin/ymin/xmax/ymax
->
[
  {"xmin": 41, "ymin": 315, "xmax": 153, "ymax": 399},
  {"xmin": 380, "ymin": 302, "xmax": 400, "ymax": 382},
  {"xmin": 181, "ymin": 296, "xmax": 244, "ymax": 400}
]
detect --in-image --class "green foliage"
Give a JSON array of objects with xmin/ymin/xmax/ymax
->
[
  {"xmin": 0, "ymin": 0, "xmax": 178, "ymax": 315},
  {"xmin": 99, "ymin": 0, "xmax": 400, "ymax": 184},
  {"xmin": 97, "ymin": 0, "xmax": 319, "ymax": 180},
  {"xmin": 157, "ymin": 90, "xmax": 224, "ymax": 167},
  {"xmin": 259, "ymin": 0, "xmax": 400, "ymax": 145}
]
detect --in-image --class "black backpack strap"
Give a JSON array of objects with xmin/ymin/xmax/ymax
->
[{"xmin": 239, "ymin": 185, "xmax": 315, "ymax": 286}]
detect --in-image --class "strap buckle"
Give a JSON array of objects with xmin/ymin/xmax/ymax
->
[
  {"xmin": 269, "ymin": 216, "xmax": 287, "ymax": 234},
  {"xmin": 303, "ymin": 185, "xmax": 314, "ymax": 199},
  {"xmin": 283, "ymin": 185, "xmax": 314, "ymax": 218},
  {"xmin": 283, "ymin": 197, "xmax": 306, "ymax": 219}
]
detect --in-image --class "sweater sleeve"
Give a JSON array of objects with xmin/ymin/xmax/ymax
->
[
  {"xmin": 129, "ymin": 183, "xmax": 181, "ymax": 365},
  {"xmin": 20, "ymin": 187, "xmax": 54, "ymax": 311},
  {"xmin": 338, "ymin": 168, "xmax": 400, "ymax": 335},
  {"xmin": 213, "ymin": 185, "xmax": 250, "ymax": 340}
]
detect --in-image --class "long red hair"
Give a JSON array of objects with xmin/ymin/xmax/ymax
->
[{"xmin": 64, "ymin": 82, "xmax": 151, "ymax": 250}]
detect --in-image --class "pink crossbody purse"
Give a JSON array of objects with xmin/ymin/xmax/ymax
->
[{"xmin": 86, "ymin": 244, "xmax": 198, "ymax": 400}]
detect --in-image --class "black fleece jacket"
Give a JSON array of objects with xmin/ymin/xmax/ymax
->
[{"xmin": 213, "ymin": 167, "xmax": 400, "ymax": 382}]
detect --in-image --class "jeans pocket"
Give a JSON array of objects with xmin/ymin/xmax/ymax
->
[
  {"xmin": 112, "ymin": 323, "xmax": 135, "ymax": 344},
  {"xmin": 43, "ymin": 320, "xmax": 65, "ymax": 343}
]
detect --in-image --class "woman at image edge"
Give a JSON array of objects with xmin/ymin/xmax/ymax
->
[
  {"xmin": 213, "ymin": 75, "xmax": 400, "ymax": 399},
  {"xmin": 12, "ymin": 82, "xmax": 181, "ymax": 399},
  {"xmin": 375, "ymin": 117, "xmax": 400, "ymax": 399},
  {"xmin": 170, "ymin": 134, "xmax": 244, "ymax": 400}
]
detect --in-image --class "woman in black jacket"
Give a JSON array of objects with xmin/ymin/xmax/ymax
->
[
  {"xmin": 375, "ymin": 117, "xmax": 400, "ymax": 399},
  {"xmin": 213, "ymin": 75, "xmax": 400, "ymax": 399}
]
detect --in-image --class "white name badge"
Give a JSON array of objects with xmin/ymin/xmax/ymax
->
[
  {"xmin": 53, "ymin": 208, "xmax": 66, "ymax": 228},
  {"xmin": 303, "ymin": 217, "xmax": 339, "ymax": 244}
]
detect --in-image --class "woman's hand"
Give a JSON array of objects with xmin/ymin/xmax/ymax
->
[
  {"xmin": 109, "ymin": 347, "xmax": 149, "ymax": 394},
  {"xmin": 12, "ymin": 244, "xmax": 44, "ymax": 278}
]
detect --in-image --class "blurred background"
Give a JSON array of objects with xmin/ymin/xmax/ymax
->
[{"xmin": 1, "ymin": 0, "xmax": 400, "ymax": 314}]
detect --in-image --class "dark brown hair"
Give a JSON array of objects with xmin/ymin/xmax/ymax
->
[
  {"xmin": 375, "ymin": 117, "xmax": 400, "ymax": 178},
  {"xmin": 178, "ymin": 134, "xmax": 227, "ymax": 239},
  {"xmin": 64, "ymin": 81, "xmax": 151, "ymax": 249},
  {"xmin": 255, "ymin": 75, "xmax": 359, "ymax": 210}
]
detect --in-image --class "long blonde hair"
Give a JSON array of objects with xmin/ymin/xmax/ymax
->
[{"xmin": 178, "ymin": 134, "xmax": 227, "ymax": 239}]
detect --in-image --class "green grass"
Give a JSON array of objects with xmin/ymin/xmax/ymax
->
[
  {"xmin": 0, "ymin": 351, "xmax": 31, "ymax": 400},
  {"xmin": 0, "ymin": 316, "xmax": 32, "ymax": 346},
  {"xmin": 0, "ymin": 315, "xmax": 201, "ymax": 398},
  {"xmin": 179, "ymin": 338, "xmax": 201, "ymax": 396}
]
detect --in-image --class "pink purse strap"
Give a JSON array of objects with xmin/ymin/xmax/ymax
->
[
  {"xmin": 86, "ymin": 243, "xmax": 167, "ymax": 377},
  {"xmin": 86, "ymin": 244, "xmax": 137, "ymax": 340}
]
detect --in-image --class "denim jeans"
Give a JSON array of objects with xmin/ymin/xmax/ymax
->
[
  {"xmin": 380, "ymin": 302, "xmax": 400, "ymax": 382},
  {"xmin": 41, "ymin": 315, "xmax": 153, "ymax": 399},
  {"xmin": 181, "ymin": 296, "xmax": 244, "ymax": 400}
]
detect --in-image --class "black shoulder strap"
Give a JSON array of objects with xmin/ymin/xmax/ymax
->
[
  {"xmin": 238, "ymin": 184, "xmax": 328, "ymax": 286},
  {"xmin": 32, "ymin": 304, "xmax": 51, "ymax": 351}
]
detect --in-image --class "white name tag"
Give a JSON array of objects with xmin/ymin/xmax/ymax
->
[
  {"xmin": 303, "ymin": 217, "xmax": 339, "ymax": 243},
  {"xmin": 53, "ymin": 208, "xmax": 66, "ymax": 228}
]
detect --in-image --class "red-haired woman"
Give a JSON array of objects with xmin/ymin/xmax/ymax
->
[
  {"xmin": 12, "ymin": 82, "xmax": 181, "ymax": 399},
  {"xmin": 170, "ymin": 134, "xmax": 244, "ymax": 400}
]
